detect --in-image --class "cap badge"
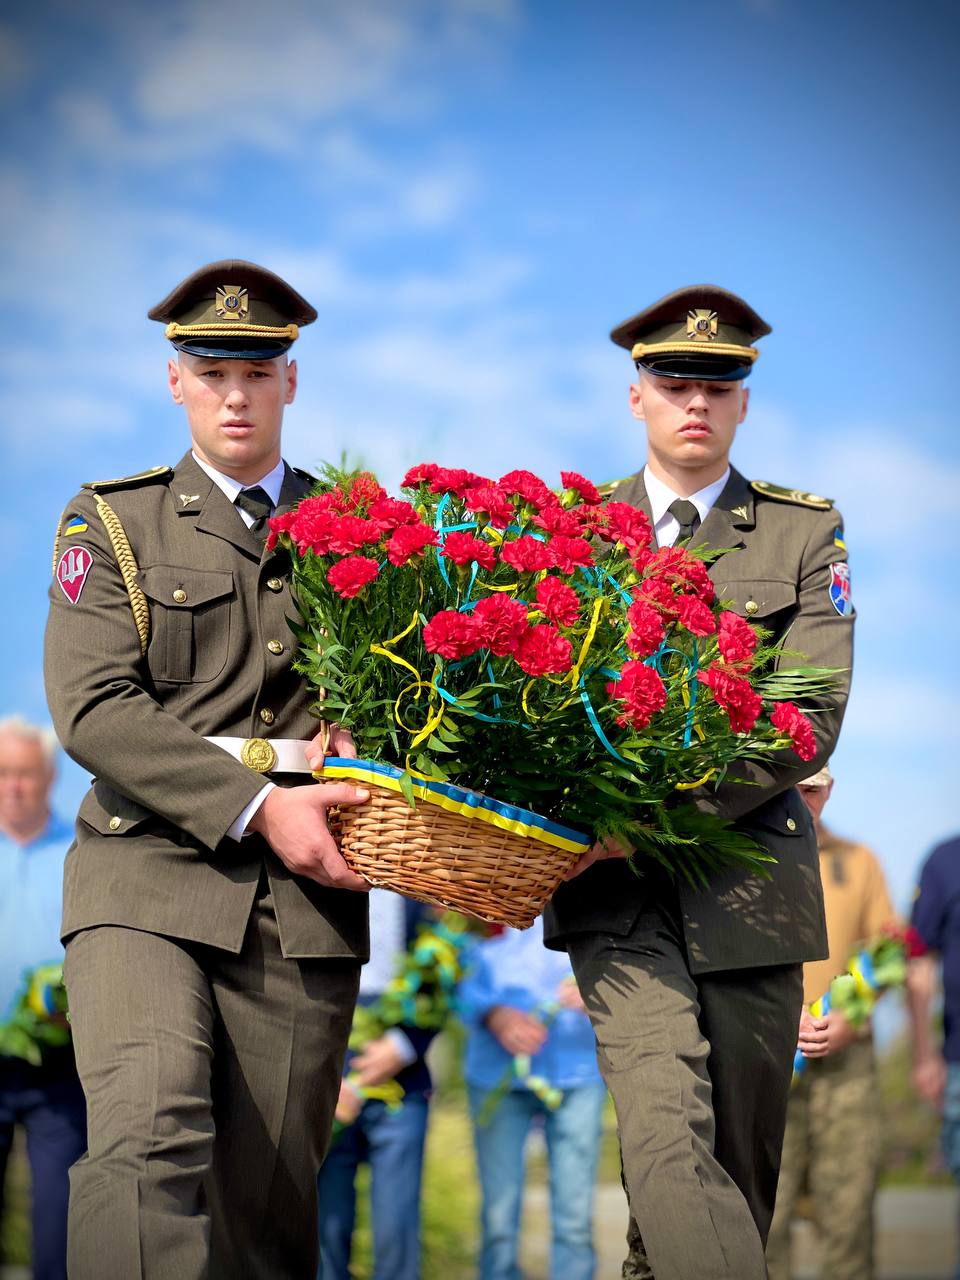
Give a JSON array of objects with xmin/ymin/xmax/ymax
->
[
  {"xmin": 687, "ymin": 309, "xmax": 718, "ymax": 342},
  {"xmin": 215, "ymin": 285, "xmax": 249, "ymax": 321}
]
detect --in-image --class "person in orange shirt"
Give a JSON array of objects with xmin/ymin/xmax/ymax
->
[{"xmin": 766, "ymin": 764, "xmax": 898, "ymax": 1280}]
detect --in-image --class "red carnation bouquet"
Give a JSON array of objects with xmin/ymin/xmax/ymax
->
[{"xmin": 269, "ymin": 463, "xmax": 839, "ymax": 886}]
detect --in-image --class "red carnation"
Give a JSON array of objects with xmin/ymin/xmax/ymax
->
[
  {"xmin": 560, "ymin": 471, "xmax": 601, "ymax": 505},
  {"xmin": 367, "ymin": 496, "xmax": 420, "ymax": 532},
  {"xmin": 534, "ymin": 504, "xmax": 583, "ymax": 537},
  {"xmin": 636, "ymin": 576, "xmax": 678, "ymax": 615},
  {"xmin": 902, "ymin": 925, "xmax": 929, "ymax": 959},
  {"xmin": 717, "ymin": 611, "xmax": 758, "ymax": 670},
  {"xmin": 548, "ymin": 535, "xmax": 595, "ymax": 575},
  {"xmin": 499, "ymin": 468, "xmax": 552, "ymax": 510},
  {"xmin": 500, "ymin": 536, "xmax": 554, "ymax": 574},
  {"xmin": 472, "ymin": 595, "xmax": 529, "ymax": 656},
  {"xmin": 401, "ymin": 463, "xmax": 440, "ymax": 489},
  {"xmin": 463, "ymin": 484, "xmax": 516, "ymax": 529},
  {"xmin": 574, "ymin": 504, "xmax": 606, "ymax": 534},
  {"xmin": 286, "ymin": 506, "xmax": 340, "ymax": 555},
  {"xmin": 598, "ymin": 502, "xmax": 654, "ymax": 553},
  {"xmin": 441, "ymin": 531, "xmax": 497, "ymax": 572},
  {"xmin": 770, "ymin": 701, "xmax": 817, "ymax": 762},
  {"xmin": 266, "ymin": 510, "xmax": 296, "ymax": 552},
  {"xmin": 676, "ymin": 595, "xmax": 717, "ymax": 638},
  {"xmin": 642, "ymin": 546, "xmax": 715, "ymax": 603},
  {"xmin": 385, "ymin": 521, "xmax": 438, "ymax": 566},
  {"xmin": 625, "ymin": 599, "xmax": 666, "ymax": 657},
  {"xmin": 514, "ymin": 625, "xmax": 573, "ymax": 677},
  {"xmin": 423, "ymin": 610, "xmax": 480, "ymax": 660},
  {"xmin": 430, "ymin": 467, "xmax": 488, "ymax": 497},
  {"xmin": 698, "ymin": 666, "xmax": 762, "ymax": 735},
  {"xmin": 326, "ymin": 515, "xmax": 383, "ymax": 555},
  {"xmin": 327, "ymin": 555, "xmax": 380, "ymax": 599},
  {"xmin": 607, "ymin": 660, "xmax": 668, "ymax": 730},
  {"xmin": 535, "ymin": 576, "xmax": 581, "ymax": 628},
  {"xmin": 348, "ymin": 472, "xmax": 386, "ymax": 509}
]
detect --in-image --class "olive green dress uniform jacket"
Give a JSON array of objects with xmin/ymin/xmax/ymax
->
[
  {"xmin": 546, "ymin": 465, "xmax": 854, "ymax": 973},
  {"xmin": 44, "ymin": 451, "xmax": 369, "ymax": 961}
]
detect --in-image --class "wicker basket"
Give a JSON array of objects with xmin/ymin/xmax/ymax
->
[{"xmin": 322, "ymin": 759, "xmax": 590, "ymax": 930}]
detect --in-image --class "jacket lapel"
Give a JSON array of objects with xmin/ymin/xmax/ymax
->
[
  {"xmin": 172, "ymin": 452, "xmax": 262, "ymax": 559},
  {"xmin": 697, "ymin": 467, "xmax": 755, "ymax": 564}
]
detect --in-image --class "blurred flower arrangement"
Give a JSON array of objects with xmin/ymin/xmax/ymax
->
[
  {"xmin": 793, "ymin": 924, "xmax": 927, "ymax": 1077},
  {"xmin": 0, "ymin": 963, "xmax": 70, "ymax": 1065},
  {"xmin": 269, "ymin": 463, "xmax": 838, "ymax": 886},
  {"xmin": 334, "ymin": 912, "xmax": 474, "ymax": 1133}
]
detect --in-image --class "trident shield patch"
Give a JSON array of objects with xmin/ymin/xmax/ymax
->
[
  {"xmin": 56, "ymin": 546, "xmax": 93, "ymax": 604},
  {"xmin": 829, "ymin": 561, "xmax": 852, "ymax": 616}
]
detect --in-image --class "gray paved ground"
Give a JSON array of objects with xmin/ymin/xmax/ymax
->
[{"xmin": 520, "ymin": 1185, "xmax": 959, "ymax": 1280}]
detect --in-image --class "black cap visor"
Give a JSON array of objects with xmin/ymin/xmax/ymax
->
[
  {"xmin": 172, "ymin": 337, "xmax": 293, "ymax": 361},
  {"xmin": 636, "ymin": 353, "xmax": 752, "ymax": 382}
]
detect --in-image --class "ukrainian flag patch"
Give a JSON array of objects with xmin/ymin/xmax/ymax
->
[{"xmin": 64, "ymin": 517, "xmax": 88, "ymax": 536}]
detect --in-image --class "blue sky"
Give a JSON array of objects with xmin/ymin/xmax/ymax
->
[{"xmin": 1, "ymin": 0, "xmax": 958, "ymax": 920}]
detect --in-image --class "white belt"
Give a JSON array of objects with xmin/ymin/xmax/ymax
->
[{"xmin": 205, "ymin": 736, "xmax": 316, "ymax": 775}]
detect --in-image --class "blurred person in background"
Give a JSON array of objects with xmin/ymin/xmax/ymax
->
[
  {"xmin": 906, "ymin": 831, "xmax": 960, "ymax": 1272},
  {"xmin": 0, "ymin": 716, "xmax": 86, "ymax": 1280},
  {"xmin": 766, "ymin": 763, "xmax": 898, "ymax": 1280},
  {"xmin": 317, "ymin": 890, "xmax": 435, "ymax": 1280},
  {"xmin": 458, "ymin": 914, "xmax": 606, "ymax": 1280}
]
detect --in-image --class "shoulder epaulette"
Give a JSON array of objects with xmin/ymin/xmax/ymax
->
[
  {"xmin": 749, "ymin": 480, "xmax": 833, "ymax": 511},
  {"xmin": 292, "ymin": 465, "xmax": 318, "ymax": 485},
  {"xmin": 81, "ymin": 465, "xmax": 172, "ymax": 492},
  {"xmin": 597, "ymin": 476, "xmax": 628, "ymax": 500}
]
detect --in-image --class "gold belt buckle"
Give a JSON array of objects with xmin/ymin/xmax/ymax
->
[{"xmin": 239, "ymin": 737, "xmax": 278, "ymax": 773}]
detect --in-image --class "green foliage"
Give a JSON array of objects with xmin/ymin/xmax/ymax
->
[{"xmin": 0, "ymin": 964, "xmax": 69, "ymax": 1066}]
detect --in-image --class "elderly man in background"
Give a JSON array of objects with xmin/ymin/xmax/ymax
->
[
  {"xmin": 766, "ymin": 763, "xmax": 898, "ymax": 1280},
  {"xmin": 0, "ymin": 716, "xmax": 86, "ymax": 1280}
]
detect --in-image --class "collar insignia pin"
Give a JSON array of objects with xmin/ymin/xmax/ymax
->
[
  {"xmin": 180, "ymin": 493, "xmax": 201, "ymax": 507},
  {"xmin": 731, "ymin": 504, "xmax": 749, "ymax": 520}
]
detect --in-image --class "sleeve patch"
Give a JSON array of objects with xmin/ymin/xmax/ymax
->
[
  {"xmin": 56, "ymin": 546, "xmax": 94, "ymax": 604},
  {"xmin": 63, "ymin": 517, "xmax": 89, "ymax": 536},
  {"xmin": 829, "ymin": 562, "xmax": 852, "ymax": 616}
]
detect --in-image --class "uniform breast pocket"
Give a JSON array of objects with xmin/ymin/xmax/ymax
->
[
  {"xmin": 714, "ymin": 577, "xmax": 797, "ymax": 631},
  {"xmin": 137, "ymin": 565, "xmax": 234, "ymax": 683}
]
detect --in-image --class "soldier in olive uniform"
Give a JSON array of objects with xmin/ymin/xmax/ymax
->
[
  {"xmin": 44, "ymin": 261, "xmax": 371, "ymax": 1280},
  {"xmin": 545, "ymin": 286, "xmax": 855, "ymax": 1280}
]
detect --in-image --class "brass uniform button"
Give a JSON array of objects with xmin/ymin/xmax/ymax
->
[
  {"xmin": 266, "ymin": 577, "xmax": 284, "ymax": 592},
  {"xmin": 786, "ymin": 817, "xmax": 797, "ymax": 832},
  {"xmin": 259, "ymin": 708, "xmax": 275, "ymax": 725},
  {"xmin": 109, "ymin": 816, "xmax": 121, "ymax": 830},
  {"xmin": 744, "ymin": 600, "xmax": 759, "ymax": 616},
  {"xmin": 172, "ymin": 589, "xmax": 187, "ymax": 604},
  {"xmin": 267, "ymin": 640, "xmax": 284, "ymax": 655}
]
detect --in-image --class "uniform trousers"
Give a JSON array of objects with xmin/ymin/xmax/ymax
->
[
  {"xmin": 566, "ymin": 887, "xmax": 802, "ymax": 1280},
  {"xmin": 62, "ymin": 877, "xmax": 360, "ymax": 1280},
  {"xmin": 766, "ymin": 1037, "xmax": 881, "ymax": 1280}
]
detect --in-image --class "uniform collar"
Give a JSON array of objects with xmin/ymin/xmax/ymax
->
[
  {"xmin": 643, "ymin": 465, "xmax": 731, "ymax": 531},
  {"xmin": 191, "ymin": 453, "xmax": 286, "ymax": 509}
]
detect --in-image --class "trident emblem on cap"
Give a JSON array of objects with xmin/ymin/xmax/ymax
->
[
  {"xmin": 687, "ymin": 309, "xmax": 718, "ymax": 342},
  {"xmin": 215, "ymin": 285, "xmax": 249, "ymax": 321}
]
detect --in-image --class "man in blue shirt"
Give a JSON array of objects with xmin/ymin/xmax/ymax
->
[
  {"xmin": 0, "ymin": 716, "xmax": 86, "ymax": 1280},
  {"xmin": 459, "ymin": 916, "xmax": 607, "ymax": 1280},
  {"xmin": 907, "ymin": 835, "xmax": 960, "ymax": 1187}
]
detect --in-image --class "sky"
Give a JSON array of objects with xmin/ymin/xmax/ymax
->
[{"xmin": 1, "ymin": 0, "xmax": 958, "ymax": 927}]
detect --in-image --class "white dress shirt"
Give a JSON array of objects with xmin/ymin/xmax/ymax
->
[{"xmin": 643, "ymin": 464, "xmax": 730, "ymax": 548}]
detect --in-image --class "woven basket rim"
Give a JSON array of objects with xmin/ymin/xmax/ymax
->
[{"xmin": 320, "ymin": 756, "xmax": 590, "ymax": 855}]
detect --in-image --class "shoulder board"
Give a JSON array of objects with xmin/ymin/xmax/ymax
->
[
  {"xmin": 81, "ymin": 466, "xmax": 173, "ymax": 492},
  {"xmin": 749, "ymin": 480, "xmax": 833, "ymax": 510},
  {"xmin": 292, "ymin": 465, "xmax": 318, "ymax": 484},
  {"xmin": 597, "ymin": 476, "xmax": 628, "ymax": 500}
]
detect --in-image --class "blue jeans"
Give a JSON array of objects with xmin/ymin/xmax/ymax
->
[
  {"xmin": 468, "ymin": 1082, "xmax": 606, "ymax": 1280},
  {"xmin": 0, "ymin": 1056, "xmax": 87, "ymax": 1280},
  {"xmin": 317, "ymin": 1093, "xmax": 429, "ymax": 1280}
]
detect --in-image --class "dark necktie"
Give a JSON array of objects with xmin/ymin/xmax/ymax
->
[
  {"xmin": 667, "ymin": 498, "xmax": 700, "ymax": 545},
  {"xmin": 234, "ymin": 486, "xmax": 273, "ymax": 542}
]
